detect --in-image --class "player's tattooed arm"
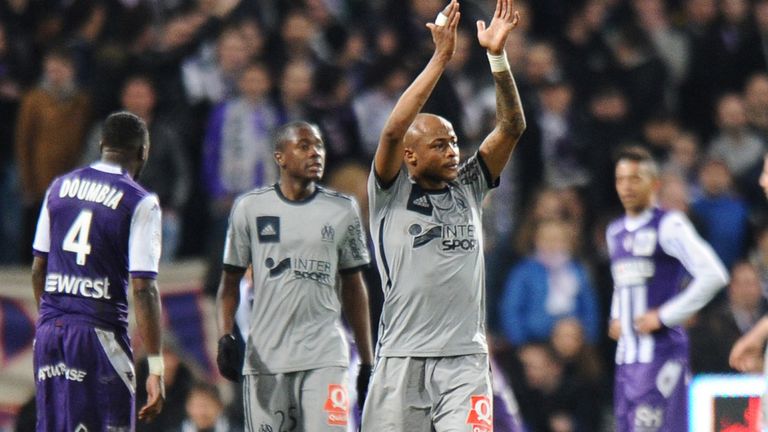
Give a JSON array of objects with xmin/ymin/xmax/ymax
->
[
  {"xmin": 31, "ymin": 256, "xmax": 47, "ymax": 309},
  {"xmin": 375, "ymin": 0, "xmax": 460, "ymax": 184},
  {"xmin": 477, "ymin": 0, "xmax": 526, "ymax": 180}
]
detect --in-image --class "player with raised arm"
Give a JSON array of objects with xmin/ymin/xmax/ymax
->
[
  {"xmin": 607, "ymin": 146, "xmax": 729, "ymax": 432},
  {"xmin": 215, "ymin": 121, "xmax": 374, "ymax": 431},
  {"xmin": 31, "ymin": 112, "xmax": 165, "ymax": 431},
  {"xmin": 360, "ymin": 0, "xmax": 526, "ymax": 430}
]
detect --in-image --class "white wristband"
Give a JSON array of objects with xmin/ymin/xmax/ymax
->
[
  {"xmin": 435, "ymin": 12, "xmax": 448, "ymax": 26},
  {"xmin": 147, "ymin": 355, "xmax": 165, "ymax": 377},
  {"xmin": 487, "ymin": 50, "xmax": 510, "ymax": 73}
]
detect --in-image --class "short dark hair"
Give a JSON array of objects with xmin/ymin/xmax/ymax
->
[
  {"xmin": 188, "ymin": 381, "xmax": 222, "ymax": 405},
  {"xmin": 615, "ymin": 145, "xmax": 659, "ymax": 176},
  {"xmin": 102, "ymin": 111, "xmax": 148, "ymax": 151},
  {"xmin": 273, "ymin": 121, "xmax": 320, "ymax": 151},
  {"xmin": 44, "ymin": 45, "xmax": 76, "ymax": 66}
]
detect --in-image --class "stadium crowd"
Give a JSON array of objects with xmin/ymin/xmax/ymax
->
[{"xmin": 3, "ymin": 0, "xmax": 768, "ymax": 430}]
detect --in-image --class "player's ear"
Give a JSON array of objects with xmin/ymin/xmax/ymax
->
[
  {"xmin": 404, "ymin": 147, "xmax": 417, "ymax": 166},
  {"xmin": 274, "ymin": 151, "xmax": 284, "ymax": 168},
  {"xmin": 98, "ymin": 139, "xmax": 104, "ymax": 154}
]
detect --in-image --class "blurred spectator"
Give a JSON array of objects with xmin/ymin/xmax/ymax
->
[
  {"xmin": 658, "ymin": 173, "xmax": 692, "ymax": 214},
  {"xmin": 550, "ymin": 318, "xmax": 604, "ymax": 388},
  {"xmin": 500, "ymin": 219, "xmax": 599, "ymax": 347},
  {"xmin": 177, "ymin": 382, "xmax": 231, "ymax": 432},
  {"xmin": 182, "ymin": 26, "xmax": 249, "ymax": 106},
  {"xmin": 662, "ymin": 131, "xmax": 702, "ymax": 196},
  {"xmin": 744, "ymin": 73, "xmax": 768, "ymax": 141},
  {"xmin": 306, "ymin": 64, "xmax": 364, "ymax": 169},
  {"xmin": 609, "ymin": 24, "xmax": 668, "ymax": 125},
  {"xmin": 641, "ymin": 112, "xmax": 681, "ymax": 162},
  {"xmin": 689, "ymin": 261, "xmax": 768, "ymax": 373},
  {"xmin": 202, "ymin": 61, "xmax": 281, "ymax": 293},
  {"xmin": 352, "ymin": 61, "xmax": 409, "ymax": 158},
  {"xmin": 14, "ymin": 46, "xmax": 90, "ymax": 263},
  {"xmin": 515, "ymin": 343, "xmax": 600, "ymax": 432},
  {"xmin": 692, "ymin": 159, "xmax": 750, "ymax": 269},
  {"xmin": 708, "ymin": 93, "xmax": 766, "ymax": 181},
  {"xmin": 277, "ymin": 59, "xmax": 313, "ymax": 121},
  {"xmin": 82, "ymin": 75, "xmax": 191, "ymax": 261}
]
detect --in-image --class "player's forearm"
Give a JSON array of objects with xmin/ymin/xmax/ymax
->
[
  {"xmin": 341, "ymin": 272, "xmax": 374, "ymax": 365},
  {"xmin": 31, "ymin": 256, "xmax": 47, "ymax": 309},
  {"xmin": 133, "ymin": 279, "xmax": 163, "ymax": 355},
  {"xmin": 658, "ymin": 270, "xmax": 729, "ymax": 326},
  {"xmin": 492, "ymin": 69, "xmax": 526, "ymax": 143},
  {"xmin": 216, "ymin": 269, "xmax": 244, "ymax": 336}
]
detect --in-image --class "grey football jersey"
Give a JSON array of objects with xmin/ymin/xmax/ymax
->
[
  {"xmin": 369, "ymin": 152, "xmax": 497, "ymax": 357},
  {"xmin": 223, "ymin": 185, "xmax": 370, "ymax": 374}
]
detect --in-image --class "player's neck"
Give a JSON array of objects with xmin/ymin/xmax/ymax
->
[
  {"xmin": 278, "ymin": 178, "xmax": 316, "ymax": 201},
  {"xmin": 100, "ymin": 152, "xmax": 134, "ymax": 176},
  {"xmin": 625, "ymin": 205, "xmax": 653, "ymax": 218},
  {"xmin": 411, "ymin": 174, "xmax": 448, "ymax": 191}
]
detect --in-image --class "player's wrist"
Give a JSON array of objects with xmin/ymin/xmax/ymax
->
[
  {"xmin": 486, "ymin": 50, "xmax": 510, "ymax": 72},
  {"xmin": 147, "ymin": 355, "xmax": 165, "ymax": 377}
]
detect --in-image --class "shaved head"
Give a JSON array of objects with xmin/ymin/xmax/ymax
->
[
  {"xmin": 404, "ymin": 113, "xmax": 454, "ymax": 149},
  {"xmin": 274, "ymin": 121, "xmax": 321, "ymax": 151}
]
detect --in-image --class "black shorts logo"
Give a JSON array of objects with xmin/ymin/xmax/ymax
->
[{"xmin": 257, "ymin": 216, "xmax": 280, "ymax": 243}]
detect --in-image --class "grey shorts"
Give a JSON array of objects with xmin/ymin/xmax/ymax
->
[
  {"xmin": 360, "ymin": 354, "xmax": 493, "ymax": 432},
  {"xmin": 243, "ymin": 366, "xmax": 350, "ymax": 432}
]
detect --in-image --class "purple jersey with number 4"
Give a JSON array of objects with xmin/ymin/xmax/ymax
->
[{"xmin": 32, "ymin": 162, "xmax": 161, "ymax": 432}]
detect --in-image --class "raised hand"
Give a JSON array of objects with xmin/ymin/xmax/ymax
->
[
  {"xmin": 477, "ymin": 0, "xmax": 520, "ymax": 55},
  {"xmin": 425, "ymin": 0, "xmax": 461, "ymax": 63}
]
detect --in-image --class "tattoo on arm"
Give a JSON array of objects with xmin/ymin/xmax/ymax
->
[{"xmin": 493, "ymin": 71, "xmax": 526, "ymax": 139}]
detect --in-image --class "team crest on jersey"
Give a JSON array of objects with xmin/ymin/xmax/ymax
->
[
  {"xmin": 323, "ymin": 384, "xmax": 349, "ymax": 426},
  {"xmin": 321, "ymin": 224, "xmax": 335, "ymax": 242},
  {"xmin": 632, "ymin": 229, "xmax": 657, "ymax": 256},
  {"xmin": 466, "ymin": 395, "xmax": 493, "ymax": 432},
  {"xmin": 257, "ymin": 216, "xmax": 280, "ymax": 243}
]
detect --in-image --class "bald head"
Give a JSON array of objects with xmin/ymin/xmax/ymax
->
[{"xmin": 404, "ymin": 113, "xmax": 455, "ymax": 149}]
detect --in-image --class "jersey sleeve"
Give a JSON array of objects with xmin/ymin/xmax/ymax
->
[
  {"xmin": 657, "ymin": 211, "xmax": 729, "ymax": 326},
  {"xmin": 338, "ymin": 198, "xmax": 370, "ymax": 271},
  {"xmin": 457, "ymin": 151, "xmax": 500, "ymax": 204},
  {"xmin": 368, "ymin": 164, "xmax": 407, "ymax": 223},
  {"xmin": 222, "ymin": 196, "xmax": 251, "ymax": 268},
  {"xmin": 129, "ymin": 194, "xmax": 162, "ymax": 279},
  {"xmin": 32, "ymin": 191, "xmax": 51, "ymax": 256}
]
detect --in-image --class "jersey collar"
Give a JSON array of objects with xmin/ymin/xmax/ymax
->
[
  {"xmin": 274, "ymin": 183, "xmax": 320, "ymax": 205},
  {"xmin": 90, "ymin": 161, "xmax": 125, "ymax": 175},
  {"xmin": 623, "ymin": 207, "xmax": 655, "ymax": 232}
]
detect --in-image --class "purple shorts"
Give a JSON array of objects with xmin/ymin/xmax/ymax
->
[
  {"xmin": 34, "ymin": 319, "xmax": 135, "ymax": 431},
  {"xmin": 614, "ymin": 358, "xmax": 689, "ymax": 432}
]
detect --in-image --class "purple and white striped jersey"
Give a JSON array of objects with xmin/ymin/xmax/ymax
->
[
  {"xmin": 32, "ymin": 162, "xmax": 162, "ymax": 331},
  {"xmin": 606, "ymin": 207, "xmax": 727, "ymax": 365}
]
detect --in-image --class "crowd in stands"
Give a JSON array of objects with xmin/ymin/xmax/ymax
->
[{"xmin": 3, "ymin": 0, "xmax": 768, "ymax": 430}]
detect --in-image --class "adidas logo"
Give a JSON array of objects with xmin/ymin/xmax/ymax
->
[
  {"xmin": 260, "ymin": 224, "xmax": 277, "ymax": 236},
  {"xmin": 413, "ymin": 196, "xmax": 430, "ymax": 208}
]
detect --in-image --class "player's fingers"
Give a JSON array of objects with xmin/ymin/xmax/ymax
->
[
  {"xmin": 476, "ymin": 20, "xmax": 485, "ymax": 34},
  {"xmin": 502, "ymin": 0, "xmax": 509, "ymax": 19},
  {"xmin": 450, "ymin": 10, "xmax": 460, "ymax": 28},
  {"xmin": 446, "ymin": 0, "xmax": 458, "ymax": 19},
  {"xmin": 512, "ymin": 11, "xmax": 520, "ymax": 26},
  {"xmin": 494, "ymin": 0, "xmax": 501, "ymax": 17}
]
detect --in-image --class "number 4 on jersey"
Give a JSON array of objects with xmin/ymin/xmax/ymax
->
[{"xmin": 63, "ymin": 210, "xmax": 93, "ymax": 265}]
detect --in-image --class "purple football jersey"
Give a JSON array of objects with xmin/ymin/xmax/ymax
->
[
  {"xmin": 34, "ymin": 164, "xmax": 155, "ymax": 331},
  {"xmin": 607, "ymin": 208, "xmax": 689, "ymax": 365}
]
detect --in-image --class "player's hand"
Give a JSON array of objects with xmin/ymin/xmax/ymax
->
[
  {"xmin": 634, "ymin": 310, "xmax": 663, "ymax": 334},
  {"xmin": 608, "ymin": 319, "xmax": 621, "ymax": 341},
  {"xmin": 476, "ymin": 0, "xmax": 520, "ymax": 55},
  {"xmin": 217, "ymin": 334, "xmax": 243, "ymax": 382},
  {"xmin": 356, "ymin": 363, "xmax": 372, "ymax": 410},
  {"xmin": 138, "ymin": 374, "xmax": 165, "ymax": 423},
  {"xmin": 426, "ymin": 0, "xmax": 460, "ymax": 63},
  {"xmin": 730, "ymin": 331, "xmax": 766, "ymax": 372}
]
